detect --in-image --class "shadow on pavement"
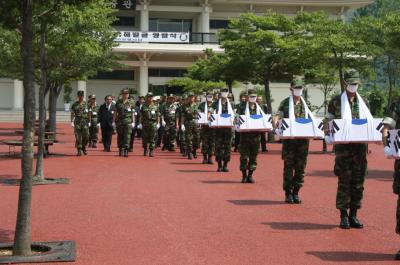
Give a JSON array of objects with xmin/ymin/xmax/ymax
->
[
  {"xmin": 171, "ymin": 162, "xmax": 205, "ymax": 165},
  {"xmin": 0, "ymin": 175, "xmax": 19, "ymax": 181},
  {"xmin": 227, "ymin": 200, "xmax": 285, "ymax": 205},
  {"xmin": 0, "ymin": 229, "xmax": 14, "ymax": 243},
  {"xmin": 306, "ymin": 251, "xmax": 394, "ymax": 262},
  {"xmin": 201, "ymin": 180, "xmax": 239, "ymax": 184},
  {"xmin": 263, "ymin": 222, "xmax": 336, "ymax": 230},
  {"xmin": 177, "ymin": 169, "xmax": 216, "ymax": 173}
]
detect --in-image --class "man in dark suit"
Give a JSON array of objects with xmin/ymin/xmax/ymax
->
[{"xmin": 98, "ymin": 95, "xmax": 116, "ymax": 151}]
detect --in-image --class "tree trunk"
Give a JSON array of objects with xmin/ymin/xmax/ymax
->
[
  {"xmin": 48, "ymin": 84, "xmax": 57, "ymax": 136},
  {"xmin": 263, "ymin": 78, "xmax": 272, "ymax": 114},
  {"xmin": 387, "ymin": 55, "xmax": 393, "ymax": 113},
  {"xmin": 35, "ymin": 23, "xmax": 47, "ymax": 180},
  {"xmin": 14, "ymin": 0, "xmax": 35, "ymax": 256},
  {"xmin": 323, "ymin": 86, "xmax": 327, "ymax": 153},
  {"xmin": 227, "ymin": 80, "xmax": 233, "ymax": 94}
]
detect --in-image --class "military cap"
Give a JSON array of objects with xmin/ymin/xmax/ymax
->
[
  {"xmin": 206, "ymin": 91, "xmax": 213, "ymax": 96},
  {"xmin": 77, "ymin": 90, "xmax": 84, "ymax": 97},
  {"xmin": 163, "ymin": 93, "xmax": 167, "ymax": 97},
  {"xmin": 220, "ymin": 88, "xmax": 229, "ymax": 92},
  {"xmin": 153, "ymin": 95, "xmax": 160, "ymax": 101},
  {"xmin": 145, "ymin": 92, "xmax": 153, "ymax": 98},
  {"xmin": 168, "ymin": 94, "xmax": 175, "ymax": 98},
  {"xmin": 121, "ymin": 88, "xmax": 129, "ymax": 94},
  {"xmin": 187, "ymin": 92, "xmax": 195, "ymax": 97},
  {"xmin": 248, "ymin": 89, "xmax": 257, "ymax": 97},
  {"xmin": 344, "ymin": 69, "xmax": 361, "ymax": 84},
  {"xmin": 291, "ymin": 78, "xmax": 305, "ymax": 88},
  {"xmin": 240, "ymin": 90, "xmax": 248, "ymax": 96},
  {"xmin": 383, "ymin": 117, "xmax": 396, "ymax": 129},
  {"xmin": 89, "ymin": 94, "xmax": 96, "ymax": 99}
]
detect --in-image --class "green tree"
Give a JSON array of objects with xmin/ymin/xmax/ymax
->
[{"xmin": 167, "ymin": 77, "xmax": 225, "ymax": 94}]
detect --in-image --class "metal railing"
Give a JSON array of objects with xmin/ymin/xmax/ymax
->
[{"xmin": 190, "ymin": 33, "xmax": 219, "ymax": 44}]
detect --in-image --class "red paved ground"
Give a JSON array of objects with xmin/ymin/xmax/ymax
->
[{"xmin": 0, "ymin": 122, "xmax": 399, "ymax": 265}]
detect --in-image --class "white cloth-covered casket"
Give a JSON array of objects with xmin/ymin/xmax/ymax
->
[
  {"xmin": 236, "ymin": 102, "xmax": 272, "ymax": 132},
  {"xmin": 196, "ymin": 112, "xmax": 208, "ymax": 125},
  {"xmin": 209, "ymin": 99, "xmax": 234, "ymax": 128}
]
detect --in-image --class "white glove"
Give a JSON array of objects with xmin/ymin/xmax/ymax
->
[
  {"xmin": 384, "ymin": 146, "xmax": 392, "ymax": 157},
  {"xmin": 161, "ymin": 120, "xmax": 166, "ymax": 127},
  {"xmin": 88, "ymin": 122, "xmax": 91, "ymax": 127},
  {"xmin": 324, "ymin": 135, "xmax": 333, "ymax": 145},
  {"xmin": 137, "ymin": 124, "xmax": 143, "ymax": 130},
  {"xmin": 274, "ymin": 128, "xmax": 280, "ymax": 136},
  {"xmin": 112, "ymin": 122, "xmax": 116, "ymax": 130},
  {"xmin": 131, "ymin": 122, "xmax": 135, "ymax": 129},
  {"xmin": 71, "ymin": 122, "xmax": 74, "ymax": 128},
  {"xmin": 156, "ymin": 123, "xmax": 160, "ymax": 130},
  {"xmin": 181, "ymin": 124, "xmax": 185, "ymax": 132},
  {"xmin": 97, "ymin": 123, "xmax": 100, "ymax": 128}
]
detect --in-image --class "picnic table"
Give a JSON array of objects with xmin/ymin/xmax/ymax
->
[{"xmin": 1, "ymin": 139, "xmax": 55, "ymax": 157}]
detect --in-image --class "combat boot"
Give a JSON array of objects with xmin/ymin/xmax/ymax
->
[
  {"xmin": 188, "ymin": 152, "xmax": 193, "ymax": 160},
  {"xmin": 193, "ymin": 149, "xmax": 197, "ymax": 159},
  {"xmin": 217, "ymin": 160, "xmax": 222, "ymax": 172},
  {"xmin": 241, "ymin": 170, "xmax": 247, "ymax": 183},
  {"xmin": 124, "ymin": 149, "xmax": 128, "ymax": 157},
  {"xmin": 207, "ymin": 155, "xmax": 214, "ymax": 164},
  {"xmin": 119, "ymin": 148, "xmax": 123, "ymax": 156},
  {"xmin": 349, "ymin": 209, "xmax": 363, "ymax": 229},
  {"xmin": 143, "ymin": 148, "xmax": 148, "ymax": 156},
  {"xmin": 292, "ymin": 187, "xmax": 302, "ymax": 204},
  {"xmin": 149, "ymin": 149, "xmax": 154, "ymax": 157},
  {"xmin": 246, "ymin": 170, "xmax": 255, "ymax": 183},
  {"xmin": 222, "ymin": 161, "xmax": 229, "ymax": 172},
  {"xmin": 202, "ymin": 154, "xmax": 207, "ymax": 164},
  {"xmin": 77, "ymin": 149, "xmax": 82, "ymax": 156},
  {"xmin": 285, "ymin": 191, "xmax": 294, "ymax": 204},
  {"xmin": 82, "ymin": 147, "xmax": 88, "ymax": 155},
  {"xmin": 169, "ymin": 146, "xmax": 175, "ymax": 151},
  {"xmin": 92, "ymin": 142, "xmax": 97, "ymax": 148},
  {"xmin": 88, "ymin": 142, "xmax": 92, "ymax": 148},
  {"xmin": 340, "ymin": 210, "xmax": 350, "ymax": 229}
]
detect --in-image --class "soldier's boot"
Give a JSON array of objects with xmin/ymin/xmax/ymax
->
[
  {"xmin": 182, "ymin": 148, "xmax": 187, "ymax": 157},
  {"xmin": 149, "ymin": 149, "xmax": 154, "ymax": 157},
  {"xmin": 207, "ymin": 155, "xmax": 214, "ymax": 165},
  {"xmin": 82, "ymin": 147, "xmax": 88, "ymax": 155},
  {"xmin": 241, "ymin": 170, "xmax": 247, "ymax": 183},
  {"xmin": 188, "ymin": 152, "xmax": 193, "ymax": 160},
  {"xmin": 349, "ymin": 209, "xmax": 364, "ymax": 229},
  {"xmin": 217, "ymin": 160, "xmax": 223, "ymax": 172},
  {"xmin": 246, "ymin": 170, "xmax": 255, "ymax": 183},
  {"xmin": 124, "ymin": 148, "xmax": 128, "ymax": 157},
  {"xmin": 119, "ymin": 148, "xmax": 122, "ymax": 156},
  {"xmin": 169, "ymin": 145, "xmax": 175, "ymax": 151},
  {"xmin": 202, "ymin": 154, "xmax": 208, "ymax": 164},
  {"xmin": 92, "ymin": 141, "xmax": 97, "ymax": 148},
  {"xmin": 339, "ymin": 210, "xmax": 350, "ymax": 229},
  {"xmin": 143, "ymin": 148, "xmax": 148, "ymax": 156},
  {"xmin": 292, "ymin": 187, "xmax": 302, "ymax": 204},
  {"xmin": 88, "ymin": 142, "xmax": 92, "ymax": 148},
  {"xmin": 222, "ymin": 161, "xmax": 229, "ymax": 172},
  {"xmin": 285, "ymin": 191, "xmax": 294, "ymax": 204},
  {"xmin": 193, "ymin": 149, "xmax": 197, "ymax": 159},
  {"xmin": 395, "ymin": 251, "xmax": 400, "ymax": 260},
  {"xmin": 77, "ymin": 149, "xmax": 82, "ymax": 156}
]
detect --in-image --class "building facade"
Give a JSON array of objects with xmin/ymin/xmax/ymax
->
[{"xmin": 0, "ymin": 0, "xmax": 373, "ymax": 112}]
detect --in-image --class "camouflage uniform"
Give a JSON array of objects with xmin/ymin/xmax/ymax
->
[
  {"xmin": 182, "ymin": 102, "xmax": 200, "ymax": 157},
  {"xmin": 71, "ymin": 100, "xmax": 89, "ymax": 152},
  {"xmin": 115, "ymin": 98, "xmax": 135, "ymax": 154},
  {"xmin": 327, "ymin": 95, "xmax": 369, "ymax": 211},
  {"xmin": 198, "ymin": 101, "xmax": 215, "ymax": 162},
  {"xmin": 176, "ymin": 101, "xmax": 186, "ymax": 155},
  {"xmin": 237, "ymin": 102, "xmax": 261, "ymax": 174},
  {"xmin": 88, "ymin": 102, "xmax": 100, "ymax": 147},
  {"xmin": 385, "ymin": 98, "xmax": 400, "ymax": 234},
  {"xmin": 141, "ymin": 102, "xmax": 160, "ymax": 151},
  {"xmin": 277, "ymin": 97, "xmax": 310, "ymax": 194},
  {"xmin": 161, "ymin": 102, "xmax": 177, "ymax": 150},
  {"xmin": 211, "ymin": 99, "xmax": 233, "ymax": 170}
]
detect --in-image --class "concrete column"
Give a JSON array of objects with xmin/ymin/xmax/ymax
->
[
  {"xmin": 13, "ymin": 79, "xmax": 23, "ymax": 110},
  {"xmin": 140, "ymin": 3, "xmax": 149, "ymax": 31},
  {"xmin": 139, "ymin": 59, "xmax": 149, "ymax": 96},
  {"xmin": 201, "ymin": 4, "xmax": 210, "ymax": 33},
  {"xmin": 77, "ymin": 80, "xmax": 87, "ymax": 97}
]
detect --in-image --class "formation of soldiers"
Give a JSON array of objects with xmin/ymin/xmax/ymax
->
[{"xmin": 70, "ymin": 69, "xmax": 400, "ymax": 259}]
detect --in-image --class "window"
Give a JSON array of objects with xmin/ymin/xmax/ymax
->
[
  {"xmin": 149, "ymin": 18, "xmax": 192, "ymax": 32},
  {"xmin": 112, "ymin": 16, "xmax": 135, "ymax": 27},
  {"xmin": 89, "ymin": 70, "xmax": 135, "ymax": 80},
  {"xmin": 149, "ymin": 69, "xmax": 187, "ymax": 77},
  {"xmin": 210, "ymin": 20, "xmax": 229, "ymax": 29}
]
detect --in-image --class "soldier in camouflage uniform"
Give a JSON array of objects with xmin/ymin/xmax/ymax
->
[
  {"xmin": 382, "ymin": 97, "xmax": 400, "ymax": 259},
  {"xmin": 88, "ymin": 94, "xmax": 100, "ymax": 148},
  {"xmin": 70, "ymin": 90, "xmax": 90, "ymax": 156},
  {"xmin": 180, "ymin": 92, "xmax": 200, "ymax": 160},
  {"xmin": 275, "ymin": 79, "xmax": 310, "ymax": 204},
  {"xmin": 139, "ymin": 92, "xmax": 160, "ymax": 157},
  {"xmin": 161, "ymin": 94, "xmax": 177, "ymax": 151},
  {"xmin": 211, "ymin": 88, "xmax": 233, "ymax": 172},
  {"xmin": 237, "ymin": 89, "xmax": 261, "ymax": 183},
  {"xmin": 114, "ymin": 88, "xmax": 136, "ymax": 157},
  {"xmin": 176, "ymin": 95, "xmax": 187, "ymax": 156},
  {"xmin": 326, "ymin": 69, "xmax": 368, "ymax": 229},
  {"xmin": 234, "ymin": 91, "xmax": 248, "ymax": 152},
  {"xmin": 198, "ymin": 92, "xmax": 215, "ymax": 164}
]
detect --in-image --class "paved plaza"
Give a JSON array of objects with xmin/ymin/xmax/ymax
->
[{"xmin": 0, "ymin": 122, "xmax": 399, "ymax": 265}]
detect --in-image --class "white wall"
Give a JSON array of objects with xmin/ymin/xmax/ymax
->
[{"xmin": 0, "ymin": 79, "xmax": 15, "ymax": 109}]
